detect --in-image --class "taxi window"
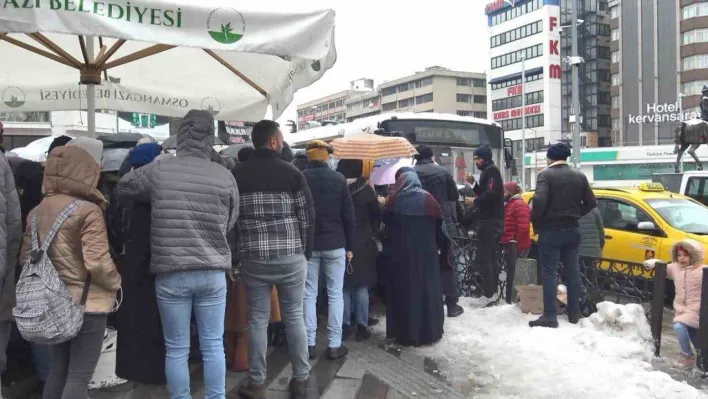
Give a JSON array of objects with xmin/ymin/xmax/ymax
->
[
  {"xmin": 686, "ymin": 177, "xmax": 708, "ymax": 206},
  {"xmin": 598, "ymin": 199, "xmax": 652, "ymax": 232}
]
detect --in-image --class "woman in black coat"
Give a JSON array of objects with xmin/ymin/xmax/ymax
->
[
  {"xmin": 336, "ymin": 159, "xmax": 381, "ymax": 341},
  {"xmin": 110, "ymin": 143, "xmax": 167, "ymax": 386}
]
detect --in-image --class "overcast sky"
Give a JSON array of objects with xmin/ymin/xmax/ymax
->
[{"xmin": 267, "ymin": 0, "xmax": 490, "ymax": 129}]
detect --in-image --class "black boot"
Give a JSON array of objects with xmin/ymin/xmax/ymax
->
[
  {"xmin": 567, "ymin": 311, "xmax": 582, "ymax": 324},
  {"xmin": 356, "ymin": 324, "xmax": 371, "ymax": 342},
  {"xmin": 529, "ymin": 315, "xmax": 559, "ymax": 328},
  {"xmin": 326, "ymin": 345, "xmax": 349, "ymax": 360},
  {"xmin": 446, "ymin": 298, "xmax": 464, "ymax": 317},
  {"xmin": 368, "ymin": 317, "xmax": 380, "ymax": 326}
]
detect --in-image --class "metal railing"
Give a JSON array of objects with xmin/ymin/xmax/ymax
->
[{"xmin": 452, "ymin": 235, "xmax": 667, "ymax": 356}]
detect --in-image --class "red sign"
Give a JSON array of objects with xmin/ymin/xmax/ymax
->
[
  {"xmin": 302, "ymin": 114, "xmax": 314, "ymax": 122},
  {"xmin": 507, "ymin": 85, "xmax": 522, "ymax": 96},
  {"xmin": 493, "ymin": 104, "xmax": 542, "ymax": 121},
  {"xmin": 485, "ymin": 0, "xmax": 516, "ymax": 15},
  {"xmin": 549, "ymin": 64, "xmax": 562, "ymax": 80}
]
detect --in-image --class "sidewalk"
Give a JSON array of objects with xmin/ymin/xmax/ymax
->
[{"xmin": 652, "ymin": 308, "xmax": 708, "ymax": 390}]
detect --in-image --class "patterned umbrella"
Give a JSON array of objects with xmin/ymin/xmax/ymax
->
[{"xmin": 330, "ymin": 134, "xmax": 417, "ymax": 160}]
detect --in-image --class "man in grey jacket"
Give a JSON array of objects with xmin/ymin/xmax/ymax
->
[
  {"xmin": 117, "ymin": 110, "xmax": 239, "ymax": 398},
  {"xmin": 0, "ymin": 145, "xmax": 21, "ymax": 397}
]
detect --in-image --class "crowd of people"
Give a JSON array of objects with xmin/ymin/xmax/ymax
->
[{"xmin": 1, "ymin": 109, "xmax": 704, "ymax": 399}]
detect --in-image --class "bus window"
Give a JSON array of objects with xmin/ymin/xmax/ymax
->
[{"xmin": 686, "ymin": 177, "xmax": 708, "ymax": 206}]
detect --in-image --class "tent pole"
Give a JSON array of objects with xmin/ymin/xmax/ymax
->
[{"xmin": 86, "ymin": 36, "xmax": 96, "ymax": 138}]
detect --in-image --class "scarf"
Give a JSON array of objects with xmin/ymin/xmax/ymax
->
[{"xmin": 386, "ymin": 171, "xmax": 443, "ymax": 219}]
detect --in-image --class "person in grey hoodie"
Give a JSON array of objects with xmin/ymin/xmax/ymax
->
[{"xmin": 116, "ymin": 110, "xmax": 239, "ymax": 398}]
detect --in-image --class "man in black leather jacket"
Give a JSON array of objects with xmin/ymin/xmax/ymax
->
[
  {"xmin": 464, "ymin": 145, "xmax": 504, "ymax": 306},
  {"xmin": 414, "ymin": 145, "xmax": 464, "ymax": 317},
  {"xmin": 529, "ymin": 143, "xmax": 596, "ymax": 329}
]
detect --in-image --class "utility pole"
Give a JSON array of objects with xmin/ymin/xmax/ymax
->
[
  {"xmin": 521, "ymin": 55, "xmax": 526, "ymax": 190},
  {"xmin": 571, "ymin": 1, "xmax": 581, "ymax": 168}
]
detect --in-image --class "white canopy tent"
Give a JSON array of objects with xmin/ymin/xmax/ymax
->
[{"xmin": 0, "ymin": 1, "xmax": 336, "ymax": 136}]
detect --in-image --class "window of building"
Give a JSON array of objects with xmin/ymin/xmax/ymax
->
[
  {"xmin": 599, "ymin": 70, "xmax": 611, "ymax": 82},
  {"xmin": 335, "ymin": 100, "xmax": 343, "ymax": 108},
  {"xmin": 491, "ymin": 44, "xmax": 543, "ymax": 69},
  {"xmin": 597, "ymin": 46, "xmax": 611, "ymax": 60},
  {"xmin": 457, "ymin": 111, "xmax": 472, "ymax": 116},
  {"xmin": 473, "ymin": 111, "xmax": 488, "ymax": 119},
  {"xmin": 473, "ymin": 95, "xmax": 487, "ymax": 104},
  {"xmin": 598, "ymin": 92, "xmax": 611, "ymax": 105},
  {"xmin": 598, "ymin": 114, "xmax": 611, "ymax": 127},
  {"xmin": 381, "ymin": 87, "xmax": 397, "ymax": 96},
  {"xmin": 683, "ymin": 81, "xmax": 708, "ymax": 96},
  {"xmin": 415, "ymin": 77, "xmax": 433, "ymax": 88},
  {"xmin": 490, "ymin": 73, "xmax": 543, "ymax": 90},
  {"xmin": 398, "ymin": 83, "xmax": 410, "ymax": 92},
  {"xmin": 490, "ymin": 20, "xmax": 543, "ymax": 48},
  {"xmin": 297, "ymin": 110, "xmax": 303, "ymax": 117},
  {"xmin": 683, "ymin": 29, "xmax": 708, "ymax": 45},
  {"xmin": 416, "ymin": 93, "xmax": 433, "ymax": 104},
  {"xmin": 322, "ymin": 103, "xmax": 328, "ymax": 111},
  {"xmin": 683, "ymin": 3, "xmax": 708, "ymax": 20},
  {"xmin": 457, "ymin": 78, "xmax": 472, "ymax": 86},
  {"xmin": 611, "ymin": 51, "xmax": 619, "ymax": 63},
  {"xmin": 684, "ymin": 54, "xmax": 708, "ymax": 71},
  {"xmin": 492, "ymin": 90, "xmax": 544, "ymax": 111},
  {"xmin": 329, "ymin": 101, "xmax": 336, "ymax": 109},
  {"xmin": 612, "ymin": 95, "xmax": 620, "ymax": 108},
  {"xmin": 473, "ymin": 78, "xmax": 486, "ymax": 87},
  {"xmin": 611, "ymin": 74, "xmax": 620, "ymax": 86},
  {"xmin": 490, "ymin": 0, "xmax": 542, "ymax": 26},
  {"xmin": 499, "ymin": 114, "xmax": 545, "ymax": 131},
  {"xmin": 597, "ymin": 24, "xmax": 610, "ymax": 37},
  {"xmin": 611, "ymin": 28, "xmax": 619, "ymax": 41},
  {"xmin": 610, "ymin": 5, "xmax": 618, "ymax": 18},
  {"xmin": 456, "ymin": 94, "xmax": 472, "ymax": 103},
  {"xmin": 316, "ymin": 105, "xmax": 322, "ymax": 113},
  {"xmin": 382, "ymin": 102, "xmax": 397, "ymax": 112},
  {"xmin": 398, "ymin": 98, "xmax": 414, "ymax": 108}
]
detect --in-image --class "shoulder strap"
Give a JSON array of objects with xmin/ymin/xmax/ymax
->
[
  {"xmin": 29, "ymin": 200, "xmax": 87, "ymax": 264},
  {"xmin": 40, "ymin": 200, "xmax": 86, "ymax": 251}
]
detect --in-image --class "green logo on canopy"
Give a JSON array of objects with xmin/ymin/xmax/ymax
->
[
  {"xmin": 2, "ymin": 86, "xmax": 25, "ymax": 108},
  {"xmin": 207, "ymin": 8, "xmax": 245, "ymax": 44}
]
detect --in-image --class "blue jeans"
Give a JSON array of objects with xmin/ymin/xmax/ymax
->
[
  {"xmin": 674, "ymin": 322, "xmax": 699, "ymax": 356},
  {"xmin": 156, "ymin": 270, "xmax": 227, "ymax": 399},
  {"xmin": 538, "ymin": 227, "xmax": 582, "ymax": 319},
  {"xmin": 305, "ymin": 248, "xmax": 346, "ymax": 348},
  {"xmin": 241, "ymin": 255, "xmax": 310, "ymax": 384},
  {"xmin": 343, "ymin": 286, "xmax": 369, "ymax": 327}
]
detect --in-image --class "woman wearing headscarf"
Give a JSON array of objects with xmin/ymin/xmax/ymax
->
[
  {"xmin": 336, "ymin": 159, "xmax": 380, "ymax": 341},
  {"xmin": 111, "ymin": 142, "xmax": 168, "ymax": 390},
  {"xmin": 383, "ymin": 170, "xmax": 448, "ymax": 347}
]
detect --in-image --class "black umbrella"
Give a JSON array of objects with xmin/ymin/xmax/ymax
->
[
  {"xmin": 96, "ymin": 132, "xmax": 156, "ymax": 149},
  {"xmin": 219, "ymin": 143, "xmax": 254, "ymax": 159},
  {"xmin": 161, "ymin": 135, "xmax": 225, "ymax": 150}
]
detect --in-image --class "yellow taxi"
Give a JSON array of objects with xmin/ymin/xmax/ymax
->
[{"xmin": 522, "ymin": 182, "xmax": 708, "ymax": 267}]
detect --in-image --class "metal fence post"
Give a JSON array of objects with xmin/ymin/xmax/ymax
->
[
  {"xmin": 505, "ymin": 241, "xmax": 518, "ymax": 304},
  {"xmin": 650, "ymin": 262, "xmax": 667, "ymax": 357}
]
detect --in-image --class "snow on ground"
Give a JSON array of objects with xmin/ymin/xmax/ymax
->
[{"xmin": 376, "ymin": 298, "xmax": 708, "ymax": 399}]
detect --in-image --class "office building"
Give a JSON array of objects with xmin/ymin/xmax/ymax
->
[
  {"xmin": 486, "ymin": 0, "xmax": 563, "ymax": 163},
  {"xmin": 295, "ymin": 67, "xmax": 488, "ymax": 129},
  {"xmin": 560, "ymin": 0, "xmax": 612, "ymax": 148},
  {"xmin": 609, "ymin": 0, "xmax": 685, "ymax": 146}
]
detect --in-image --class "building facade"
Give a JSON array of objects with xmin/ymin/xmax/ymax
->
[
  {"xmin": 609, "ymin": 0, "xmax": 685, "ymax": 147},
  {"xmin": 296, "ymin": 89, "xmax": 367, "ymax": 130},
  {"xmin": 486, "ymin": 0, "xmax": 563, "ymax": 183},
  {"xmin": 345, "ymin": 91, "xmax": 382, "ymax": 122},
  {"xmin": 560, "ymin": 0, "xmax": 612, "ymax": 148}
]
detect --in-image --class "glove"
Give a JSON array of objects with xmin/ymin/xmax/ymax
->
[{"xmin": 643, "ymin": 258, "xmax": 661, "ymax": 270}]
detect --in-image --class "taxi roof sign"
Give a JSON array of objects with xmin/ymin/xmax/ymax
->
[{"xmin": 638, "ymin": 182, "xmax": 665, "ymax": 192}]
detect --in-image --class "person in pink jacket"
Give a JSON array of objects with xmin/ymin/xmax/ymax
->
[{"xmin": 646, "ymin": 239, "xmax": 706, "ymax": 369}]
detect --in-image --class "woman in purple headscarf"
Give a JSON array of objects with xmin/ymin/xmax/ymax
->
[{"xmin": 383, "ymin": 170, "xmax": 449, "ymax": 346}]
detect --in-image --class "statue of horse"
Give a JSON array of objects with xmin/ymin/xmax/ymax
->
[{"xmin": 674, "ymin": 119, "xmax": 708, "ymax": 173}]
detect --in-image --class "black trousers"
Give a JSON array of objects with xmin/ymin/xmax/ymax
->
[{"xmin": 476, "ymin": 221, "xmax": 504, "ymax": 298}]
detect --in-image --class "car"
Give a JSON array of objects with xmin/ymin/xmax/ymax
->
[{"xmin": 522, "ymin": 182, "xmax": 708, "ymax": 268}]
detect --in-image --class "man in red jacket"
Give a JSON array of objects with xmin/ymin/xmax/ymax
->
[{"xmin": 501, "ymin": 182, "xmax": 531, "ymax": 258}]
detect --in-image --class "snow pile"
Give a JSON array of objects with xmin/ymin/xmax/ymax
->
[{"xmin": 393, "ymin": 299, "xmax": 707, "ymax": 399}]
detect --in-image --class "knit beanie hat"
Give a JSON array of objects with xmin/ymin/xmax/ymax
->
[
  {"xmin": 503, "ymin": 181, "xmax": 521, "ymax": 195},
  {"xmin": 546, "ymin": 143, "xmax": 571, "ymax": 161},
  {"xmin": 306, "ymin": 140, "xmax": 333, "ymax": 162},
  {"xmin": 66, "ymin": 137, "xmax": 103, "ymax": 167},
  {"xmin": 473, "ymin": 145, "xmax": 493, "ymax": 162}
]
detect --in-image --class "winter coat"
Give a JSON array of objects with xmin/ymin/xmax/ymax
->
[
  {"xmin": 501, "ymin": 195, "xmax": 531, "ymax": 252},
  {"xmin": 414, "ymin": 159, "xmax": 459, "ymax": 222},
  {"xmin": 578, "ymin": 207, "xmax": 605, "ymax": 258},
  {"xmin": 344, "ymin": 178, "xmax": 381, "ymax": 288},
  {"xmin": 232, "ymin": 148, "xmax": 315, "ymax": 261},
  {"xmin": 531, "ymin": 161, "xmax": 597, "ymax": 232},
  {"xmin": 115, "ymin": 110, "xmax": 240, "ymax": 274},
  {"xmin": 302, "ymin": 161, "xmax": 356, "ymax": 252},
  {"xmin": 19, "ymin": 146, "xmax": 121, "ymax": 314},
  {"xmin": 471, "ymin": 162, "xmax": 504, "ymax": 222},
  {"xmin": 668, "ymin": 239, "xmax": 707, "ymax": 329},
  {"xmin": 0, "ymin": 153, "xmax": 21, "ymax": 321}
]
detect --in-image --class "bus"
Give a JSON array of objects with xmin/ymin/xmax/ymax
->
[{"xmin": 288, "ymin": 112, "xmax": 507, "ymax": 184}]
